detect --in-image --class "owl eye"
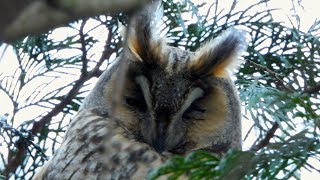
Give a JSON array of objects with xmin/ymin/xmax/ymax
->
[
  {"xmin": 187, "ymin": 103, "xmax": 205, "ymax": 113},
  {"xmin": 125, "ymin": 96, "xmax": 148, "ymax": 112},
  {"xmin": 176, "ymin": 87, "xmax": 205, "ymax": 120},
  {"xmin": 182, "ymin": 101, "xmax": 205, "ymax": 120}
]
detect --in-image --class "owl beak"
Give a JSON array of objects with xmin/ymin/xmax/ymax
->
[
  {"xmin": 153, "ymin": 121, "xmax": 167, "ymax": 153},
  {"xmin": 153, "ymin": 112, "xmax": 170, "ymax": 153}
]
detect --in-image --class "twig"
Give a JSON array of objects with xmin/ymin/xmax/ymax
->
[
  {"xmin": 0, "ymin": 44, "xmax": 9, "ymax": 63},
  {"xmin": 247, "ymin": 60, "xmax": 294, "ymax": 92},
  {"xmin": 79, "ymin": 20, "xmax": 88, "ymax": 75},
  {"xmin": 247, "ymin": 60, "xmax": 282, "ymax": 81},
  {"xmin": 30, "ymin": 74, "xmax": 90, "ymax": 134},
  {"xmin": 248, "ymin": 61, "xmax": 320, "ymax": 95},
  {"xmin": 243, "ymin": 124, "xmax": 254, "ymax": 142},
  {"xmin": 250, "ymin": 122, "xmax": 279, "ymax": 151}
]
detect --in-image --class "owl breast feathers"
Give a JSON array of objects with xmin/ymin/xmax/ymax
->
[{"xmin": 34, "ymin": 1, "xmax": 247, "ymax": 179}]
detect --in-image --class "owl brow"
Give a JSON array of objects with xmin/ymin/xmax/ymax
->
[
  {"xmin": 135, "ymin": 76, "xmax": 153, "ymax": 110},
  {"xmin": 175, "ymin": 87, "xmax": 204, "ymax": 117}
]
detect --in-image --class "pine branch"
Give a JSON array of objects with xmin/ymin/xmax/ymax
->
[{"xmin": 3, "ymin": 24, "xmax": 119, "ymax": 176}]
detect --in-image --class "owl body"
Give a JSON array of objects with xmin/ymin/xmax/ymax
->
[
  {"xmin": 34, "ymin": 109, "xmax": 165, "ymax": 179},
  {"xmin": 34, "ymin": 2, "xmax": 246, "ymax": 179}
]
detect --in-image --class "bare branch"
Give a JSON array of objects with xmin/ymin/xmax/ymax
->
[
  {"xmin": 247, "ymin": 60, "xmax": 282, "ymax": 81},
  {"xmin": 250, "ymin": 122, "xmax": 279, "ymax": 151},
  {"xmin": 1, "ymin": 0, "xmax": 150, "ymax": 42},
  {"xmin": 79, "ymin": 20, "xmax": 88, "ymax": 75}
]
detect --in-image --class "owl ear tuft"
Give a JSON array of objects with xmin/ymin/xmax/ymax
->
[
  {"xmin": 190, "ymin": 29, "xmax": 247, "ymax": 77},
  {"xmin": 125, "ymin": 1, "xmax": 165, "ymax": 65}
]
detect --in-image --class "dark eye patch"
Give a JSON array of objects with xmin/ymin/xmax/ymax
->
[
  {"xmin": 125, "ymin": 96, "xmax": 148, "ymax": 112},
  {"xmin": 182, "ymin": 100, "xmax": 206, "ymax": 120}
]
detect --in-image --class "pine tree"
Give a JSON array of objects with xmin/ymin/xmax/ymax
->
[{"xmin": 0, "ymin": 0, "xmax": 319, "ymax": 179}]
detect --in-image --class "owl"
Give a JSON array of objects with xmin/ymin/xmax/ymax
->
[{"xmin": 34, "ymin": 1, "xmax": 246, "ymax": 179}]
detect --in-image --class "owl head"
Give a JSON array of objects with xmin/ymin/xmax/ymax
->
[{"xmin": 81, "ymin": 2, "xmax": 247, "ymax": 154}]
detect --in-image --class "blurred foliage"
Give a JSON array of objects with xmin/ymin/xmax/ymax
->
[
  {"xmin": 0, "ymin": 0, "xmax": 319, "ymax": 179},
  {"xmin": 148, "ymin": 150, "xmax": 256, "ymax": 180}
]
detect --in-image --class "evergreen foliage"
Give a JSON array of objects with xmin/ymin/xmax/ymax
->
[{"xmin": 0, "ymin": 0, "xmax": 319, "ymax": 179}]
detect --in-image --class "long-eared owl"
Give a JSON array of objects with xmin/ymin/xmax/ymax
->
[{"xmin": 34, "ymin": 1, "xmax": 247, "ymax": 179}]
